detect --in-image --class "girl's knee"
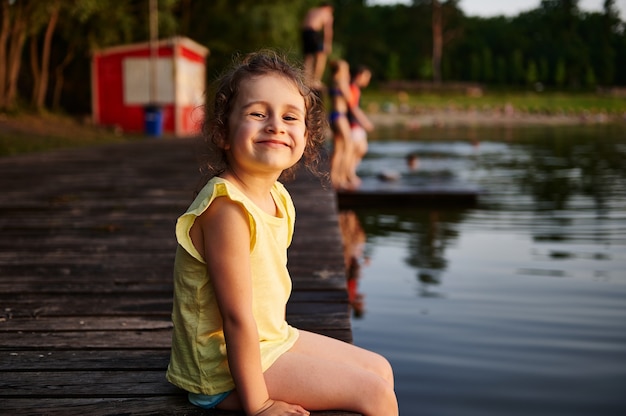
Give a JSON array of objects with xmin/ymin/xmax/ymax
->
[
  {"xmin": 360, "ymin": 376, "xmax": 398, "ymax": 416},
  {"xmin": 368, "ymin": 352, "xmax": 395, "ymax": 387}
]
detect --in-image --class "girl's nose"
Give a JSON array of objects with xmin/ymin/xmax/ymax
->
[{"xmin": 266, "ymin": 115, "xmax": 285, "ymax": 134}]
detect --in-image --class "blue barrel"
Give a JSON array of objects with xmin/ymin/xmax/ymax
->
[{"xmin": 144, "ymin": 105, "xmax": 163, "ymax": 137}]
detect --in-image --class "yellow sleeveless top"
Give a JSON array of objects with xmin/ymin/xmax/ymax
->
[{"xmin": 166, "ymin": 177, "xmax": 299, "ymax": 395}]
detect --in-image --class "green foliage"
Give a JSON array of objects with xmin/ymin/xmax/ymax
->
[
  {"xmin": 495, "ymin": 57, "xmax": 507, "ymax": 84},
  {"xmin": 419, "ymin": 58, "xmax": 434, "ymax": 80},
  {"xmin": 539, "ymin": 59, "xmax": 550, "ymax": 83},
  {"xmin": 386, "ymin": 53, "xmax": 401, "ymax": 81},
  {"xmin": 585, "ymin": 66, "xmax": 597, "ymax": 87},
  {"xmin": 526, "ymin": 60, "xmax": 538, "ymax": 86},
  {"xmin": 5, "ymin": 0, "xmax": 626, "ymax": 116},
  {"xmin": 555, "ymin": 59, "xmax": 567, "ymax": 86},
  {"xmin": 469, "ymin": 54, "xmax": 481, "ymax": 81},
  {"xmin": 510, "ymin": 50, "xmax": 524, "ymax": 85},
  {"xmin": 482, "ymin": 47, "xmax": 494, "ymax": 83}
]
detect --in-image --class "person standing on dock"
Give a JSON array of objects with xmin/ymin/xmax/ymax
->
[
  {"xmin": 348, "ymin": 65, "xmax": 374, "ymax": 184},
  {"xmin": 301, "ymin": 2, "xmax": 334, "ymax": 89},
  {"xmin": 328, "ymin": 59, "xmax": 358, "ymax": 190},
  {"xmin": 166, "ymin": 51, "xmax": 398, "ymax": 416}
]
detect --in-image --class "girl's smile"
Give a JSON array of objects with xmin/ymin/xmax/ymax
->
[{"xmin": 226, "ymin": 74, "xmax": 307, "ymax": 178}]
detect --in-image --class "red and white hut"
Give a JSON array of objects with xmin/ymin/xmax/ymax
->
[{"xmin": 91, "ymin": 36, "xmax": 209, "ymax": 137}]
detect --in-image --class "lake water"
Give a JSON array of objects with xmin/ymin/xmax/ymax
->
[{"xmin": 340, "ymin": 124, "xmax": 626, "ymax": 416}]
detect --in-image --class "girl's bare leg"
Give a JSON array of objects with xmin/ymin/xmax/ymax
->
[
  {"xmin": 330, "ymin": 133, "xmax": 346, "ymax": 189},
  {"xmin": 335, "ymin": 118, "xmax": 358, "ymax": 189},
  {"xmin": 336, "ymin": 118, "xmax": 360, "ymax": 189},
  {"xmin": 264, "ymin": 330, "xmax": 398, "ymax": 416}
]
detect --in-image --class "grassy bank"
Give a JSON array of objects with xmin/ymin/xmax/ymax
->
[
  {"xmin": 361, "ymin": 90, "xmax": 626, "ymax": 116},
  {"xmin": 0, "ymin": 113, "xmax": 146, "ymax": 157}
]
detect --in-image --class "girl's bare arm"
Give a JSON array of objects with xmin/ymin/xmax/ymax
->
[
  {"xmin": 192, "ymin": 198, "xmax": 271, "ymax": 414},
  {"xmin": 191, "ymin": 198, "xmax": 308, "ymax": 415},
  {"xmin": 350, "ymin": 105, "xmax": 373, "ymax": 131}
]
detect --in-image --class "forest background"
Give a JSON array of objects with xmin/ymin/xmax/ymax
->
[{"xmin": 0, "ymin": 0, "xmax": 625, "ymax": 116}]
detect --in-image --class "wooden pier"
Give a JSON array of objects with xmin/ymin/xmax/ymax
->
[
  {"xmin": 0, "ymin": 138, "xmax": 358, "ymax": 416},
  {"xmin": 337, "ymin": 178, "xmax": 480, "ymax": 209}
]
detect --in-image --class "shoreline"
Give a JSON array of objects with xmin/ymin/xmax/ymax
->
[
  {"xmin": 1, "ymin": 109, "xmax": 624, "ymax": 150},
  {"xmin": 367, "ymin": 108, "xmax": 625, "ymax": 129}
]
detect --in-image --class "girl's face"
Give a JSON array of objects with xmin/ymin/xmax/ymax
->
[{"xmin": 226, "ymin": 74, "xmax": 307, "ymax": 178}]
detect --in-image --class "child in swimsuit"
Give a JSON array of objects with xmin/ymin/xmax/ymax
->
[
  {"xmin": 347, "ymin": 65, "xmax": 374, "ymax": 182},
  {"xmin": 166, "ymin": 50, "xmax": 398, "ymax": 416},
  {"xmin": 328, "ymin": 59, "xmax": 359, "ymax": 190}
]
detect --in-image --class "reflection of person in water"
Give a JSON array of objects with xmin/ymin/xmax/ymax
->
[
  {"xmin": 338, "ymin": 210, "xmax": 368, "ymax": 317},
  {"xmin": 407, "ymin": 210, "xmax": 449, "ymax": 298}
]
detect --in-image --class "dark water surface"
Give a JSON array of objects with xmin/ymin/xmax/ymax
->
[{"xmin": 342, "ymin": 125, "xmax": 626, "ymax": 416}]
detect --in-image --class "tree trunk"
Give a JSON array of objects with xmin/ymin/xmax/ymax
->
[
  {"xmin": 0, "ymin": 0, "xmax": 10, "ymax": 109},
  {"xmin": 30, "ymin": 36, "xmax": 41, "ymax": 106},
  {"xmin": 6, "ymin": 3, "xmax": 27, "ymax": 108},
  {"xmin": 52, "ymin": 46, "xmax": 74, "ymax": 111},
  {"xmin": 432, "ymin": 0, "xmax": 442, "ymax": 84},
  {"xmin": 32, "ymin": 2, "xmax": 59, "ymax": 110}
]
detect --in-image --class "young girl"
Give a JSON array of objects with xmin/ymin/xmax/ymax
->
[{"xmin": 166, "ymin": 51, "xmax": 398, "ymax": 416}]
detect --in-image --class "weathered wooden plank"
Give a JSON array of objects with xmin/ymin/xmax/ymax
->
[
  {"xmin": 0, "ymin": 272, "xmax": 344, "ymax": 290},
  {"xmin": 0, "ymin": 322, "xmax": 349, "ymax": 350},
  {"xmin": 0, "ymin": 350, "xmax": 170, "ymax": 371},
  {"xmin": 0, "ymin": 370, "xmax": 179, "ymax": 397},
  {"xmin": 0, "ymin": 293, "xmax": 173, "ymax": 313},
  {"xmin": 287, "ymin": 312, "xmax": 351, "ymax": 330},
  {"xmin": 0, "ymin": 398, "xmax": 360, "ymax": 416},
  {"xmin": 0, "ymin": 264, "xmax": 174, "ymax": 280},
  {"xmin": 337, "ymin": 184, "xmax": 479, "ymax": 208},
  {"xmin": 0, "ymin": 397, "xmax": 213, "ymax": 416},
  {"xmin": 0, "ymin": 291, "xmax": 345, "ymax": 316},
  {"xmin": 0, "ymin": 283, "xmax": 174, "ymax": 295},
  {"xmin": 0, "ymin": 330, "xmax": 173, "ymax": 350},
  {"xmin": 0, "ymin": 317, "xmax": 172, "ymax": 332}
]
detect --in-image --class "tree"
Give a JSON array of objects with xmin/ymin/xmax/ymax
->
[
  {"xmin": 30, "ymin": 0, "xmax": 61, "ymax": 110},
  {"xmin": 554, "ymin": 58, "xmax": 567, "ymax": 87},
  {"xmin": 482, "ymin": 46, "xmax": 493, "ymax": 82},
  {"xmin": 0, "ymin": 0, "xmax": 9, "ymax": 109},
  {"xmin": 43, "ymin": 0, "xmax": 179, "ymax": 112},
  {"xmin": 510, "ymin": 49, "xmax": 524, "ymax": 85},
  {"xmin": 432, "ymin": 0, "xmax": 442, "ymax": 83},
  {"xmin": 525, "ymin": 59, "xmax": 538, "ymax": 86},
  {"xmin": 431, "ymin": 0, "xmax": 461, "ymax": 83},
  {"xmin": 0, "ymin": 0, "xmax": 33, "ymax": 110}
]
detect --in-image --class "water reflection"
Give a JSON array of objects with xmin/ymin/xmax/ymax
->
[
  {"xmin": 345, "ymin": 207, "xmax": 471, "ymax": 300},
  {"xmin": 488, "ymin": 131, "xmax": 626, "ymax": 215},
  {"xmin": 343, "ymin": 125, "xmax": 626, "ymax": 415},
  {"xmin": 355, "ymin": 126, "xmax": 626, "ymax": 282},
  {"xmin": 337, "ymin": 210, "xmax": 367, "ymax": 317}
]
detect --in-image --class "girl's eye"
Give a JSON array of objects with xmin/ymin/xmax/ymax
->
[
  {"xmin": 250, "ymin": 112, "xmax": 265, "ymax": 118},
  {"xmin": 283, "ymin": 115, "xmax": 298, "ymax": 121}
]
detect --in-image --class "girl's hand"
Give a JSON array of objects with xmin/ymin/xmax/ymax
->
[{"xmin": 253, "ymin": 399, "xmax": 310, "ymax": 415}]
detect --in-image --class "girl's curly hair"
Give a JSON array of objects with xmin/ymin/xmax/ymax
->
[{"xmin": 198, "ymin": 50, "xmax": 328, "ymax": 185}]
